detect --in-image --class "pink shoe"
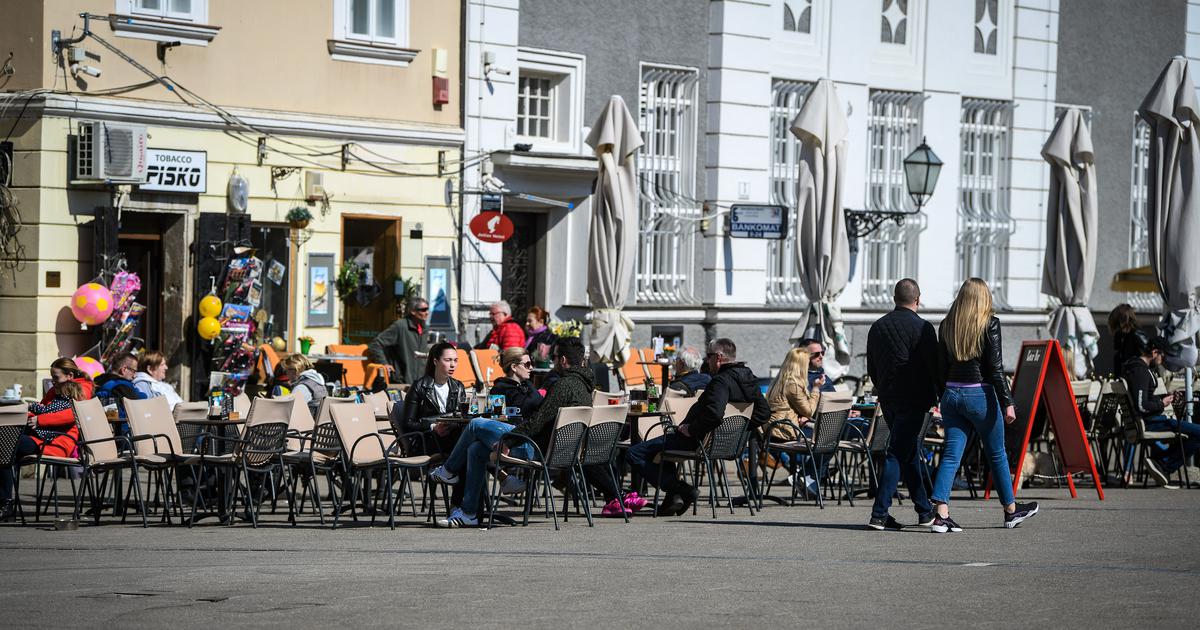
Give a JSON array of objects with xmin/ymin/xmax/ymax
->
[
  {"xmin": 601, "ymin": 498, "xmax": 633, "ymax": 518},
  {"xmin": 623, "ymin": 491, "xmax": 648, "ymax": 513}
]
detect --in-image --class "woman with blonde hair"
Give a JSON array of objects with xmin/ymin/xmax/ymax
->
[
  {"xmin": 931, "ymin": 278, "xmax": 1038, "ymax": 533},
  {"xmin": 766, "ymin": 348, "xmax": 823, "ymax": 439},
  {"xmin": 278, "ymin": 353, "xmax": 326, "ymax": 417}
]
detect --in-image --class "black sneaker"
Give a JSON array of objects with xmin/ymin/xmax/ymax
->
[
  {"xmin": 917, "ymin": 512, "xmax": 936, "ymax": 527},
  {"xmin": 1003, "ymin": 501, "xmax": 1039, "ymax": 529},
  {"xmin": 929, "ymin": 515, "xmax": 962, "ymax": 533},
  {"xmin": 868, "ymin": 514, "xmax": 904, "ymax": 531},
  {"xmin": 673, "ymin": 484, "xmax": 700, "ymax": 516},
  {"xmin": 1144, "ymin": 459, "xmax": 1178, "ymax": 489},
  {"xmin": 655, "ymin": 493, "xmax": 684, "ymax": 517}
]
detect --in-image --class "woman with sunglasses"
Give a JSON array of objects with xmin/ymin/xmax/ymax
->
[{"xmin": 488, "ymin": 347, "xmax": 544, "ymax": 419}]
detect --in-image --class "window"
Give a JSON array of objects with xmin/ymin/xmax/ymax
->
[
  {"xmin": 974, "ymin": 0, "xmax": 999, "ymax": 55},
  {"xmin": 329, "ymin": 0, "xmax": 414, "ymax": 66},
  {"xmin": 783, "ymin": 0, "xmax": 813, "ymax": 34},
  {"xmin": 1128, "ymin": 114, "xmax": 1161, "ymax": 309},
  {"xmin": 514, "ymin": 48, "xmax": 585, "ymax": 153},
  {"xmin": 637, "ymin": 64, "xmax": 701, "ymax": 304},
  {"xmin": 862, "ymin": 89, "xmax": 923, "ymax": 307},
  {"xmin": 880, "ymin": 0, "xmax": 908, "ymax": 45},
  {"xmin": 767, "ymin": 79, "xmax": 815, "ymax": 305},
  {"xmin": 958, "ymin": 99, "xmax": 1014, "ymax": 304},
  {"xmin": 516, "ymin": 76, "xmax": 554, "ymax": 139},
  {"xmin": 113, "ymin": 0, "xmax": 217, "ymax": 44}
]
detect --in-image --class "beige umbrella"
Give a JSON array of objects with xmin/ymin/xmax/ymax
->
[
  {"xmin": 1139, "ymin": 56, "xmax": 1200, "ymax": 370},
  {"xmin": 789, "ymin": 78, "xmax": 851, "ymax": 377},
  {"xmin": 1041, "ymin": 107, "xmax": 1099, "ymax": 377},
  {"xmin": 585, "ymin": 95, "xmax": 643, "ymax": 366}
]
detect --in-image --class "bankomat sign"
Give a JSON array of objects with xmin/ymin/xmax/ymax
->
[{"xmin": 140, "ymin": 148, "xmax": 207, "ymax": 193}]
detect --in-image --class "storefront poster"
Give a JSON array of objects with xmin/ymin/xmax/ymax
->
[
  {"xmin": 307, "ymin": 253, "xmax": 335, "ymax": 327},
  {"xmin": 425, "ymin": 256, "xmax": 454, "ymax": 329}
]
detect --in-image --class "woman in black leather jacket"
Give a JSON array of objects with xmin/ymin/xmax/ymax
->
[
  {"xmin": 396, "ymin": 342, "xmax": 466, "ymax": 455},
  {"xmin": 487, "ymin": 347, "xmax": 543, "ymax": 420},
  {"xmin": 929, "ymin": 278, "xmax": 1039, "ymax": 534},
  {"xmin": 1107, "ymin": 303, "xmax": 1148, "ymax": 375}
]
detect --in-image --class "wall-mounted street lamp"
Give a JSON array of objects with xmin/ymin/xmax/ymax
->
[{"xmin": 845, "ymin": 137, "xmax": 943, "ymax": 238}]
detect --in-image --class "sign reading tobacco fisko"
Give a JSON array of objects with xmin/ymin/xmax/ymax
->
[
  {"xmin": 728, "ymin": 204, "xmax": 787, "ymax": 239},
  {"xmin": 140, "ymin": 148, "xmax": 207, "ymax": 193}
]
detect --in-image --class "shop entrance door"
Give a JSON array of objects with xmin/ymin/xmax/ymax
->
[
  {"xmin": 341, "ymin": 216, "xmax": 401, "ymax": 344},
  {"xmin": 501, "ymin": 211, "xmax": 542, "ymax": 320}
]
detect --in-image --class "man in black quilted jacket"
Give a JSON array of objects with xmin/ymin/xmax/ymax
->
[
  {"xmin": 865, "ymin": 279, "xmax": 939, "ymax": 530},
  {"xmin": 626, "ymin": 338, "xmax": 769, "ymax": 516}
]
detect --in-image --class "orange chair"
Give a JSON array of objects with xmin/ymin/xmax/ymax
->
[
  {"xmin": 620, "ymin": 348, "xmax": 647, "ymax": 388},
  {"xmin": 471, "ymin": 349, "xmax": 502, "ymax": 387},
  {"xmin": 454, "ymin": 348, "xmax": 477, "ymax": 389},
  {"xmin": 326, "ymin": 344, "xmax": 391, "ymax": 389}
]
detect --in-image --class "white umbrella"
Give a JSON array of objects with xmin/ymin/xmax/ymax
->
[
  {"xmin": 1041, "ymin": 107, "xmax": 1099, "ymax": 378},
  {"xmin": 585, "ymin": 96, "xmax": 643, "ymax": 366},
  {"xmin": 788, "ymin": 78, "xmax": 851, "ymax": 378},
  {"xmin": 1139, "ymin": 56, "xmax": 1200, "ymax": 372}
]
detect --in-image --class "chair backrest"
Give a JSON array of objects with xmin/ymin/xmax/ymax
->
[
  {"xmin": 580, "ymin": 404, "xmax": 628, "ymax": 466},
  {"xmin": 0, "ymin": 405, "xmax": 28, "ymax": 463},
  {"xmin": 327, "ymin": 343, "xmax": 370, "ymax": 388},
  {"xmin": 725, "ymin": 401, "xmax": 754, "ymax": 419},
  {"xmin": 592, "ymin": 390, "xmax": 626, "ymax": 406},
  {"xmin": 663, "ymin": 386, "xmax": 691, "ymax": 399},
  {"xmin": 620, "ymin": 349, "xmax": 646, "ymax": 387},
  {"xmin": 661, "ymin": 395, "xmax": 699, "ymax": 425},
  {"xmin": 810, "ymin": 398, "xmax": 852, "ymax": 455},
  {"xmin": 74, "ymin": 398, "xmax": 118, "ymax": 463},
  {"xmin": 315, "ymin": 395, "xmax": 358, "ymax": 425},
  {"xmin": 125, "ymin": 395, "xmax": 183, "ymax": 457},
  {"xmin": 544, "ymin": 406, "xmax": 592, "ymax": 468},
  {"xmin": 361, "ymin": 391, "xmax": 392, "ymax": 418},
  {"xmin": 472, "ymin": 349, "xmax": 501, "ymax": 386},
  {"xmin": 287, "ymin": 397, "xmax": 315, "ymax": 452},
  {"xmin": 454, "ymin": 348, "xmax": 477, "ymax": 389},
  {"xmin": 707, "ymin": 414, "xmax": 751, "ymax": 460},
  {"xmin": 240, "ymin": 422, "xmax": 289, "ymax": 467},
  {"xmin": 832, "ymin": 382, "xmax": 851, "ymax": 393},
  {"xmin": 1110, "ymin": 378, "xmax": 1146, "ymax": 440},
  {"xmin": 233, "ymin": 392, "xmax": 252, "ymax": 419},
  {"xmin": 247, "ymin": 396, "xmax": 296, "ymax": 427},
  {"xmin": 867, "ymin": 407, "xmax": 891, "ymax": 453},
  {"xmin": 173, "ymin": 401, "xmax": 209, "ymax": 422},
  {"xmin": 330, "ymin": 402, "xmax": 383, "ymax": 466}
]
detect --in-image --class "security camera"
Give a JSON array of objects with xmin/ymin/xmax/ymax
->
[
  {"xmin": 485, "ymin": 64, "xmax": 511, "ymax": 76},
  {"xmin": 70, "ymin": 63, "xmax": 101, "ymax": 78}
]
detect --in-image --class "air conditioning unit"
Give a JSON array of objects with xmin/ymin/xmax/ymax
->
[
  {"xmin": 73, "ymin": 121, "xmax": 148, "ymax": 184},
  {"xmin": 305, "ymin": 170, "xmax": 326, "ymax": 201}
]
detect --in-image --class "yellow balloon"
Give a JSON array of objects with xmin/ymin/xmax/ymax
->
[
  {"xmin": 197, "ymin": 316, "xmax": 222, "ymax": 340},
  {"xmin": 199, "ymin": 294, "xmax": 223, "ymax": 318}
]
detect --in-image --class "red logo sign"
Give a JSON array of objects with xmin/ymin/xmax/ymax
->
[{"xmin": 469, "ymin": 211, "xmax": 514, "ymax": 243}]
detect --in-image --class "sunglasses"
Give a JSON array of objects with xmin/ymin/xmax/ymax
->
[
  {"xmin": 519, "ymin": 361, "xmax": 532, "ymax": 368},
  {"xmin": 412, "ymin": 307, "xmax": 429, "ymax": 312},
  {"xmin": 810, "ymin": 351, "xmax": 824, "ymax": 358}
]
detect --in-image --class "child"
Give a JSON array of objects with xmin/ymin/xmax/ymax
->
[{"xmin": 27, "ymin": 380, "xmax": 86, "ymax": 416}]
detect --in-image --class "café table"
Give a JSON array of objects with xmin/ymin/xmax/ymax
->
[{"xmin": 308, "ymin": 353, "xmax": 368, "ymax": 362}]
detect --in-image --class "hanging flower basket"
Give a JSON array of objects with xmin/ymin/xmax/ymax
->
[{"xmin": 285, "ymin": 206, "xmax": 313, "ymax": 230}]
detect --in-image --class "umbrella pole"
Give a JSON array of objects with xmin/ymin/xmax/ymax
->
[{"xmin": 1187, "ymin": 366, "xmax": 1195, "ymax": 425}]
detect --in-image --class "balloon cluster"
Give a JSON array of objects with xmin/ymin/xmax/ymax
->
[{"xmin": 197, "ymin": 294, "xmax": 223, "ymax": 341}]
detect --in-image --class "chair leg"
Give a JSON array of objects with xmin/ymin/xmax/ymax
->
[
  {"xmin": 609, "ymin": 463, "xmax": 629, "ymax": 523},
  {"xmin": 129, "ymin": 464, "xmax": 148, "ymax": 528},
  {"xmin": 702, "ymin": 457, "xmax": 718, "ymax": 519}
]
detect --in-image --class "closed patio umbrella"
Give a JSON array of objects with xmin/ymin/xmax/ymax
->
[
  {"xmin": 1139, "ymin": 56, "xmax": 1200, "ymax": 373},
  {"xmin": 585, "ymin": 95, "xmax": 643, "ymax": 367},
  {"xmin": 1041, "ymin": 107, "xmax": 1099, "ymax": 377},
  {"xmin": 788, "ymin": 78, "xmax": 851, "ymax": 377}
]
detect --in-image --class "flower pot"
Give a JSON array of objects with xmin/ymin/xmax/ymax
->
[
  {"xmin": 299, "ymin": 339, "xmax": 312, "ymax": 354},
  {"xmin": 289, "ymin": 219, "xmax": 310, "ymax": 230}
]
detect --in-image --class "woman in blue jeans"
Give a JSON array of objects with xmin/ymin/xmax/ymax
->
[{"xmin": 931, "ymin": 278, "xmax": 1039, "ymax": 533}]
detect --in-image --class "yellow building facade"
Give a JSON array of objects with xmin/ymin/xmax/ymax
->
[{"xmin": 0, "ymin": 0, "xmax": 462, "ymax": 397}]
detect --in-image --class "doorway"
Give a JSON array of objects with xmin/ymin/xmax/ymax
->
[
  {"xmin": 501, "ymin": 211, "xmax": 542, "ymax": 319},
  {"xmin": 249, "ymin": 223, "xmax": 293, "ymax": 344},
  {"xmin": 341, "ymin": 216, "xmax": 402, "ymax": 344}
]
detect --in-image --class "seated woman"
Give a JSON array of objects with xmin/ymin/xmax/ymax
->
[
  {"xmin": 524, "ymin": 306, "xmax": 557, "ymax": 368},
  {"xmin": 277, "ymin": 353, "xmax": 327, "ymax": 417},
  {"xmin": 764, "ymin": 348, "xmax": 823, "ymax": 495},
  {"xmin": 488, "ymin": 348, "xmax": 544, "ymax": 419},
  {"xmin": 395, "ymin": 342, "xmax": 466, "ymax": 456},
  {"xmin": 132, "ymin": 350, "xmax": 183, "ymax": 410},
  {"xmin": 1, "ymin": 358, "xmax": 95, "ymax": 521}
]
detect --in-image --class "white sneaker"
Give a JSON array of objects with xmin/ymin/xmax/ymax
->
[
  {"xmin": 499, "ymin": 474, "xmax": 526, "ymax": 495},
  {"xmin": 436, "ymin": 507, "xmax": 477, "ymax": 528},
  {"xmin": 1144, "ymin": 459, "xmax": 1177, "ymax": 489},
  {"xmin": 429, "ymin": 465, "xmax": 459, "ymax": 485}
]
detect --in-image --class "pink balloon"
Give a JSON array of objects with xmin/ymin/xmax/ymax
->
[
  {"xmin": 73, "ymin": 356, "xmax": 105, "ymax": 378},
  {"xmin": 70, "ymin": 283, "xmax": 114, "ymax": 327}
]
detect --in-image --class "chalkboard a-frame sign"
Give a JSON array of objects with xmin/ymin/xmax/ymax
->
[{"xmin": 987, "ymin": 339, "xmax": 1104, "ymax": 501}]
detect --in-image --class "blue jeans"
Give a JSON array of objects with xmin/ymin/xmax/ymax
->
[
  {"xmin": 1, "ymin": 435, "xmax": 39, "ymax": 501},
  {"xmin": 626, "ymin": 433, "xmax": 702, "ymax": 491},
  {"xmin": 1145, "ymin": 416, "xmax": 1200, "ymax": 473},
  {"xmin": 443, "ymin": 418, "xmax": 531, "ymax": 516},
  {"xmin": 932, "ymin": 386, "xmax": 1015, "ymax": 507},
  {"xmin": 871, "ymin": 403, "xmax": 934, "ymax": 519}
]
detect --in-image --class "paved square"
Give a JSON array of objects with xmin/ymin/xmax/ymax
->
[{"xmin": 0, "ymin": 487, "xmax": 1196, "ymax": 628}]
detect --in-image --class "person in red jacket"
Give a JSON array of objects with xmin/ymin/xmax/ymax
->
[
  {"xmin": 1, "ymin": 357, "xmax": 94, "ymax": 521},
  {"xmin": 475, "ymin": 300, "xmax": 526, "ymax": 351}
]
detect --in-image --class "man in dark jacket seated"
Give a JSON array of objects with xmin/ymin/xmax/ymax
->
[
  {"xmin": 1123, "ymin": 335, "xmax": 1200, "ymax": 487},
  {"xmin": 627, "ymin": 338, "xmax": 769, "ymax": 516}
]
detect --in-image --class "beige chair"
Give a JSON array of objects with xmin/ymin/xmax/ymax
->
[
  {"xmin": 233, "ymin": 392, "xmax": 252, "ymax": 420},
  {"xmin": 592, "ymin": 390, "xmax": 627, "ymax": 406},
  {"xmin": 173, "ymin": 401, "xmax": 209, "ymax": 422},
  {"xmin": 72, "ymin": 398, "xmax": 150, "ymax": 526},
  {"xmin": 493, "ymin": 405, "xmax": 593, "ymax": 530},
  {"xmin": 362, "ymin": 391, "xmax": 392, "ymax": 418},
  {"xmin": 246, "ymin": 396, "xmax": 296, "ymax": 427},
  {"xmin": 1111, "ymin": 378, "xmax": 1189, "ymax": 487},
  {"xmin": 765, "ymin": 397, "xmax": 854, "ymax": 508},
  {"xmin": 329, "ymin": 403, "xmax": 433, "ymax": 529},
  {"xmin": 579, "ymin": 404, "xmax": 632, "ymax": 522},
  {"xmin": 125, "ymin": 396, "xmax": 204, "ymax": 525},
  {"xmin": 314, "ymin": 395, "xmax": 358, "ymax": 425},
  {"xmin": 0, "ymin": 405, "xmax": 32, "ymax": 523}
]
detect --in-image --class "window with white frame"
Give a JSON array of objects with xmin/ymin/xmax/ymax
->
[
  {"xmin": 637, "ymin": 64, "xmax": 701, "ymax": 304},
  {"xmin": 974, "ymin": 0, "xmax": 999, "ymax": 55},
  {"xmin": 514, "ymin": 48, "xmax": 585, "ymax": 153},
  {"xmin": 880, "ymin": 0, "xmax": 908, "ymax": 45},
  {"xmin": 1128, "ymin": 114, "xmax": 1160, "ymax": 309},
  {"xmin": 767, "ymin": 79, "xmax": 815, "ymax": 306},
  {"xmin": 783, "ymin": 0, "xmax": 813, "ymax": 33},
  {"xmin": 862, "ymin": 89, "xmax": 923, "ymax": 307},
  {"xmin": 127, "ymin": 0, "xmax": 203, "ymax": 20},
  {"xmin": 113, "ymin": 0, "xmax": 217, "ymax": 44},
  {"xmin": 329, "ymin": 0, "xmax": 413, "ymax": 66},
  {"xmin": 958, "ymin": 98, "xmax": 1014, "ymax": 304}
]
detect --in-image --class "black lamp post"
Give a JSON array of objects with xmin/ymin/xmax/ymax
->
[{"xmin": 845, "ymin": 137, "xmax": 943, "ymax": 238}]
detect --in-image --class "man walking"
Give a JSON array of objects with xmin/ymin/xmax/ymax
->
[
  {"xmin": 865, "ymin": 279, "xmax": 939, "ymax": 530},
  {"xmin": 368, "ymin": 297, "xmax": 430, "ymax": 384}
]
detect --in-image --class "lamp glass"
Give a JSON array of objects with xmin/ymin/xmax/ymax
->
[{"xmin": 903, "ymin": 142, "xmax": 943, "ymax": 210}]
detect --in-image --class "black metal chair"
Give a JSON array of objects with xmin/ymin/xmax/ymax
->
[
  {"xmin": 764, "ymin": 398, "xmax": 852, "ymax": 508},
  {"xmin": 652, "ymin": 402, "xmax": 756, "ymax": 519},
  {"xmin": 489, "ymin": 406, "xmax": 592, "ymax": 530},
  {"xmin": 189, "ymin": 421, "xmax": 291, "ymax": 528},
  {"xmin": 0, "ymin": 405, "xmax": 29, "ymax": 524},
  {"xmin": 837, "ymin": 406, "xmax": 891, "ymax": 500}
]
